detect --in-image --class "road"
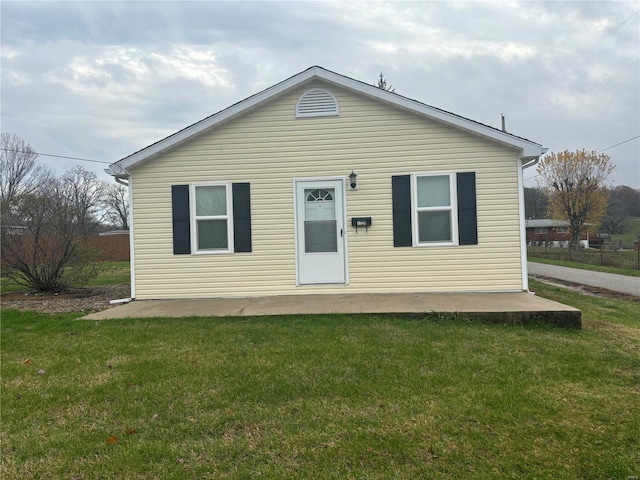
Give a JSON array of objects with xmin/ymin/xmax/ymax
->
[{"xmin": 528, "ymin": 262, "xmax": 640, "ymax": 297}]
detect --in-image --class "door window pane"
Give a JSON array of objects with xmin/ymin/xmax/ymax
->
[
  {"xmin": 305, "ymin": 189, "xmax": 335, "ymax": 221},
  {"xmin": 417, "ymin": 176, "xmax": 450, "ymax": 208},
  {"xmin": 304, "ymin": 188, "xmax": 337, "ymax": 253},
  {"xmin": 196, "ymin": 186, "xmax": 227, "ymax": 216},
  {"xmin": 197, "ymin": 219, "xmax": 228, "ymax": 250},
  {"xmin": 418, "ymin": 211, "xmax": 451, "ymax": 242},
  {"xmin": 305, "ymin": 220, "xmax": 338, "ymax": 253}
]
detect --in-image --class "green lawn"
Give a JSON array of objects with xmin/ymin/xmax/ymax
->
[
  {"xmin": 1, "ymin": 261, "xmax": 131, "ymax": 293},
  {"xmin": 2, "ymin": 288, "xmax": 639, "ymax": 479},
  {"xmin": 86, "ymin": 261, "xmax": 131, "ymax": 286}
]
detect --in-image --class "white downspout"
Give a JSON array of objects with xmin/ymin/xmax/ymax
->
[
  {"xmin": 105, "ymin": 164, "xmax": 135, "ymax": 301},
  {"xmin": 519, "ymin": 153, "xmax": 545, "ymax": 292},
  {"xmin": 127, "ymin": 175, "xmax": 135, "ymax": 299}
]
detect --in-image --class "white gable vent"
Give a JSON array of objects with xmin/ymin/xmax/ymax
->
[{"xmin": 295, "ymin": 89, "xmax": 339, "ymax": 118}]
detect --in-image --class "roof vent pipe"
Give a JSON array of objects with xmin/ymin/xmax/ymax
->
[{"xmin": 501, "ymin": 114, "xmax": 506, "ymax": 132}]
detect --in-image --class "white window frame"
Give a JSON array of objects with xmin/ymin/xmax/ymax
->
[
  {"xmin": 190, "ymin": 183, "xmax": 234, "ymax": 254},
  {"xmin": 411, "ymin": 172, "xmax": 458, "ymax": 247},
  {"xmin": 535, "ymin": 227, "xmax": 548, "ymax": 234},
  {"xmin": 556, "ymin": 226, "xmax": 568, "ymax": 234}
]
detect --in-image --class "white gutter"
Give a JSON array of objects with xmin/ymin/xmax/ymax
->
[{"xmin": 522, "ymin": 147, "xmax": 547, "ymax": 169}]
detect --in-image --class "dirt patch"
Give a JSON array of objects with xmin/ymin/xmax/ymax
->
[
  {"xmin": 1, "ymin": 284, "xmax": 131, "ymax": 315},
  {"xmin": 530, "ymin": 275, "xmax": 640, "ymax": 303}
]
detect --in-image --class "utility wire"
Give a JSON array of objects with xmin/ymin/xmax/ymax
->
[
  {"xmin": 502, "ymin": 9, "xmax": 640, "ymax": 115},
  {"xmin": 0, "ymin": 148, "xmax": 111, "ymax": 165},
  {"xmin": 523, "ymin": 136, "xmax": 640, "ymax": 184},
  {"xmin": 513, "ymin": 58, "xmax": 640, "ymax": 126},
  {"xmin": 599, "ymin": 135, "xmax": 640, "ymax": 153}
]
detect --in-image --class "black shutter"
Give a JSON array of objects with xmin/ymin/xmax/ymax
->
[
  {"xmin": 171, "ymin": 185, "xmax": 191, "ymax": 254},
  {"xmin": 392, "ymin": 175, "xmax": 412, "ymax": 247},
  {"xmin": 457, "ymin": 172, "xmax": 478, "ymax": 245},
  {"xmin": 232, "ymin": 183, "xmax": 252, "ymax": 253}
]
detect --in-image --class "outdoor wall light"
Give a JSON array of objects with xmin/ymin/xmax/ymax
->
[{"xmin": 349, "ymin": 170, "xmax": 358, "ymax": 189}]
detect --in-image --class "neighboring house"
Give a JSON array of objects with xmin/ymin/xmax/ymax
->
[
  {"xmin": 525, "ymin": 219, "xmax": 601, "ymax": 247},
  {"xmin": 106, "ymin": 66, "xmax": 547, "ymax": 300}
]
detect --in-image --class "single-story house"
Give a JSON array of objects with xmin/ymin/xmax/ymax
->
[
  {"xmin": 106, "ymin": 66, "xmax": 547, "ymax": 300},
  {"xmin": 525, "ymin": 219, "xmax": 601, "ymax": 247}
]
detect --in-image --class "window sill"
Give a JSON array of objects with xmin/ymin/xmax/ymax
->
[
  {"xmin": 192, "ymin": 249, "xmax": 233, "ymax": 255},
  {"xmin": 415, "ymin": 241, "xmax": 458, "ymax": 247}
]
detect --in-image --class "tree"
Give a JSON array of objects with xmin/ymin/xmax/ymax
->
[
  {"xmin": 0, "ymin": 132, "xmax": 51, "ymax": 219},
  {"xmin": 523, "ymin": 187, "xmax": 549, "ymax": 219},
  {"xmin": 601, "ymin": 185, "xmax": 640, "ymax": 234},
  {"xmin": 103, "ymin": 183, "xmax": 129, "ymax": 229},
  {"xmin": 1, "ymin": 148, "xmax": 106, "ymax": 292},
  {"xmin": 601, "ymin": 199, "xmax": 628, "ymax": 234},
  {"xmin": 1, "ymin": 178, "xmax": 99, "ymax": 292},
  {"xmin": 60, "ymin": 165, "xmax": 107, "ymax": 235},
  {"xmin": 375, "ymin": 73, "xmax": 395, "ymax": 92},
  {"xmin": 537, "ymin": 149, "xmax": 615, "ymax": 246},
  {"xmin": 610, "ymin": 185, "xmax": 640, "ymax": 217}
]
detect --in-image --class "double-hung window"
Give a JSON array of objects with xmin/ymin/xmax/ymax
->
[
  {"xmin": 413, "ymin": 173, "xmax": 458, "ymax": 246},
  {"xmin": 191, "ymin": 184, "xmax": 233, "ymax": 253},
  {"xmin": 534, "ymin": 227, "xmax": 548, "ymax": 234}
]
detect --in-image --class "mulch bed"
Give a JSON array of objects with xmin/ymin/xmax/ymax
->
[{"xmin": 1, "ymin": 284, "xmax": 131, "ymax": 315}]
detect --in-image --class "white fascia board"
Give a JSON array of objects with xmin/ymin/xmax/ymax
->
[{"xmin": 107, "ymin": 66, "xmax": 545, "ymax": 176}]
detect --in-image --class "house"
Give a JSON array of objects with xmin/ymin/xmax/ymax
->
[
  {"xmin": 106, "ymin": 66, "xmax": 547, "ymax": 300},
  {"xmin": 525, "ymin": 219, "xmax": 601, "ymax": 247}
]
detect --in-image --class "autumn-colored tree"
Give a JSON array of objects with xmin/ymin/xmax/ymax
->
[{"xmin": 537, "ymin": 149, "xmax": 615, "ymax": 246}]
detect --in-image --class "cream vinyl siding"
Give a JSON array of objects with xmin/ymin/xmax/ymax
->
[{"xmin": 130, "ymin": 82, "xmax": 524, "ymax": 299}]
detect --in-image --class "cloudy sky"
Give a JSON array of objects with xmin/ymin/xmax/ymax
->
[{"xmin": 2, "ymin": 1, "xmax": 639, "ymax": 188}]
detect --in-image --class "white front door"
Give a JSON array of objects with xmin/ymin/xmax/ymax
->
[{"xmin": 295, "ymin": 179, "xmax": 346, "ymax": 284}]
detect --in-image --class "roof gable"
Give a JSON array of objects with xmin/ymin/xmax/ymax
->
[{"xmin": 107, "ymin": 66, "xmax": 546, "ymax": 177}]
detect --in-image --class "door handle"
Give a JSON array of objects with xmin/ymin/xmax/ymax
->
[{"xmin": 340, "ymin": 228, "xmax": 343, "ymax": 238}]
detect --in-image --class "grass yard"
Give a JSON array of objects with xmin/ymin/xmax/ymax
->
[
  {"xmin": 1, "ymin": 261, "xmax": 131, "ymax": 293},
  {"xmin": 86, "ymin": 261, "xmax": 131, "ymax": 286},
  {"xmin": 2, "ymin": 288, "xmax": 639, "ymax": 479}
]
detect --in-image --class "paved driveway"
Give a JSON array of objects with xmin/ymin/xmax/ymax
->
[{"xmin": 528, "ymin": 262, "xmax": 640, "ymax": 297}]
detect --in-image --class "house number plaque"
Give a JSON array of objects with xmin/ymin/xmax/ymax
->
[{"xmin": 351, "ymin": 217, "xmax": 372, "ymax": 232}]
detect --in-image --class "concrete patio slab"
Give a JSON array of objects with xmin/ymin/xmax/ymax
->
[{"xmin": 83, "ymin": 292, "xmax": 581, "ymax": 328}]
